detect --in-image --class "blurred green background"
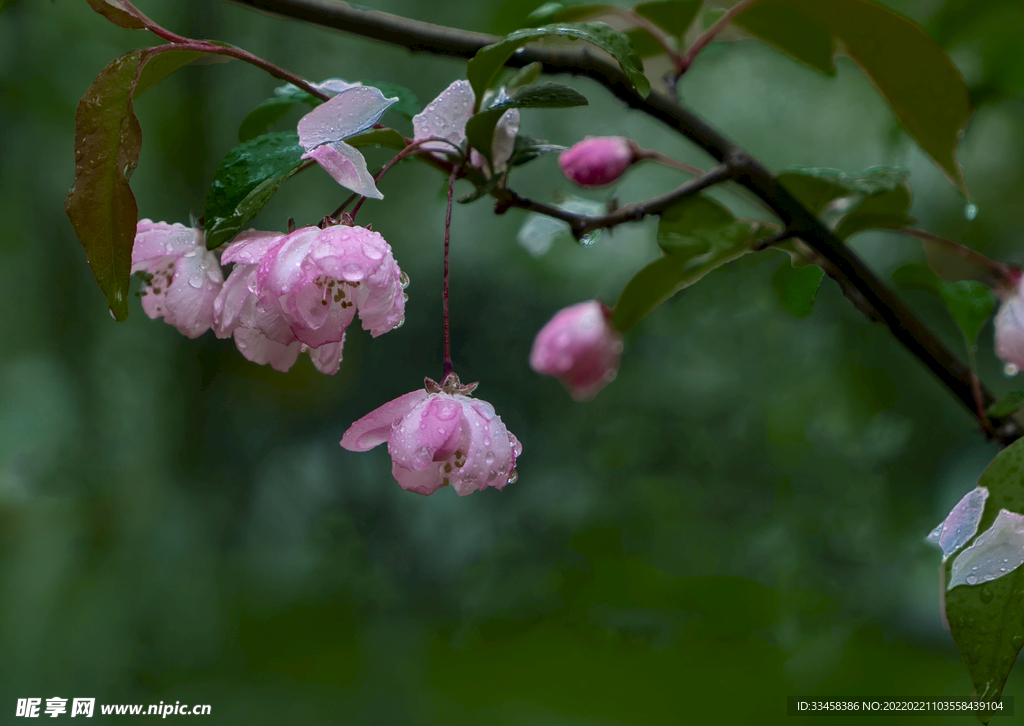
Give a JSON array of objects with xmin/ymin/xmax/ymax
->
[{"xmin": 2, "ymin": 0, "xmax": 1024, "ymax": 722}]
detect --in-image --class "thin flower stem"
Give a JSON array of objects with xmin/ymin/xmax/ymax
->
[
  {"xmin": 634, "ymin": 148, "xmax": 704, "ymax": 177},
  {"xmin": 679, "ymin": 0, "xmax": 760, "ymax": 72},
  {"xmin": 349, "ymin": 137, "xmax": 465, "ymax": 220},
  {"xmin": 602, "ymin": 7, "xmax": 682, "ymax": 71},
  {"xmin": 442, "ymin": 165, "xmax": 459, "ymax": 381}
]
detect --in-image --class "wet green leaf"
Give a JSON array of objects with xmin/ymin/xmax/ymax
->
[
  {"xmin": 204, "ymin": 132, "xmax": 305, "ymax": 249},
  {"xmin": 754, "ymin": 0, "xmax": 971, "ymax": 194},
  {"xmin": 987, "ymin": 391, "xmax": 1024, "ymax": 419},
  {"xmin": 733, "ymin": 1, "xmax": 835, "ymax": 74},
  {"xmin": 65, "ymin": 51, "xmax": 144, "ymax": 321},
  {"xmin": 345, "ymin": 127, "xmax": 407, "ymax": 150},
  {"xmin": 506, "ymin": 62, "xmax": 543, "ymax": 91},
  {"xmin": 772, "ymin": 258, "xmax": 824, "ymax": 318},
  {"xmin": 466, "ymin": 83, "xmax": 588, "ymax": 162},
  {"xmin": 86, "ymin": 0, "xmax": 147, "ymax": 30},
  {"xmin": 468, "ymin": 22, "xmax": 649, "ymax": 103},
  {"xmin": 509, "ymin": 134, "xmax": 566, "ymax": 167},
  {"xmin": 946, "ymin": 436, "xmax": 1024, "ymax": 717},
  {"xmin": 613, "ymin": 195, "xmax": 756, "ymax": 330},
  {"xmin": 778, "ymin": 166, "xmax": 915, "ymax": 240},
  {"xmin": 892, "ymin": 263, "xmax": 995, "ymax": 346},
  {"xmin": 135, "ymin": 48, "xmax": 208, "ymax": 97}
]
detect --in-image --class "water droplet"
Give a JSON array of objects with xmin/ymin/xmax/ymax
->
[
  {"xmin": 187, "ymin": 273, "xmax": 204, "ymax": 289},
  {"xmin": 485, "ymin": 452, "xmax": 495, "ymax": 465},
  {"xmin": 965, "ymin": 203, "xmax": 978, "ymax": 221},
  {"xmin": 362, "ymin": 242, "xmax": 383, "ymax": 260},
  {"xmin": 341, "ymin": 264, "xmax": 365, "ymax": 281},
  {"xmin": 206, "ymin": 268, "xmax": 220, "ymax": 281},
  {"xmin": 392, "ymin": 318, "xmax": 405, "ymax": 330},
  {"xmin": 507, "ymin": 470, "xmax": 518, "ymax": 485},
  {"xmin": 578, "ymin": 230, "xmax": 600, "ymax": 247},
  {"xmin": 981, "ymin": 586, "xmax": 995, "ymax": 603},
  {"xmin": 1006, "ymin": 363, "xmax": 1019, "ymax": 377},
  {"xmin": 109, "ymin": 308, "xmax": 117, "ymax": 320},
  {"xmin": 399, "ymin": 271, "xmax": 410, "ymax": 289},
  {"xmin": 967, "ymin": 575, "xmax": 979, "ymax": 585}
]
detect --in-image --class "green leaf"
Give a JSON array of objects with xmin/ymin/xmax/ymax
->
[
  {"xmin": 987, "ymin": 391, "xmax": 1024, "ymax": 419},
  {"xmin": 506, "ymin": 62, "xmax": 543, "ymax": 91},
  {"xmin": 468, "ymin": 22, "xmax": 649, "ymax": 103},
  {"xmin": 345, "ymin": 127, "xmax": 408, "ymax": 150},
  {"xmin": 466, "ymin": 82, "xmax": 588, "ymax": 162},
  {"xmin": 529, "ymin": 3, "xmax": 612, "ymax": 23},
  {"xmin": 892, "ymin": 263, "xmax": 996, "ymax": 346},
  {"xmin": 204, "ymin": 132, "xmax": 305, "ymax": 249},
  {"xmin": 946, "ymin": 436, "xmax": 1024, "ymax": 713},
  {"xmin": 86, "ymin": 0, "xmax": 147, "ymax": 30},
  {"xmin": 772, "ymin": 258, "xmax": 824, "ymax": 318},
  {"xmin": 135, "ymin": 48, "xmax": 208, "ymax": 97},
  {"xmin": 238, "ymin": 93, "xmax": 314, "ymax": 142},
  {"xmin": 633, "ymin": 0, "xmax": 700, "ymax": 39},
  {"xmin": 624, "ymin": 28, "xmax": 666, "ymax": 58},
  {"xmin": 778, "ymin": 166, "xmax": 915, "ymax": 240},
  {"xmin": 733, "ymin": 1, "xmax": 835, "ymax": 74},
  {"xmin": 364, "ymin": 81, "xmax": 420, "ymax": 118},
  {"xmin": 939, "ymin": 281, "xmax": 996, "ymax": 348},
  {"xmin": 766, "ymin": 0, "xmax": 972, "ymax": 194},
  {"xmin": 509, "ymin": 134, "xmax": 566, "ymax": 167},
  {"xmin": 457, "ymin": 174, "xmax": 504, "ymax": 204},
  {"xmin": 613, "ymin": 195, "xmax": 756, "ymax": 330},
  {"xmin": 65, "ymin": 50, "xmax": 144, "ymax": 321}
]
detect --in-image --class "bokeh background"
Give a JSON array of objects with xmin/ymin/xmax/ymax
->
[{"xmin": 2, "ymin": 0, "xmax": 1024, "ymax": 722}]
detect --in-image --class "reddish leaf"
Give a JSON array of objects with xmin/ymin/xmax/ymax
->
[{"xmin": 85, "ymin": 0, "xmax": 149, "ymax": 30}]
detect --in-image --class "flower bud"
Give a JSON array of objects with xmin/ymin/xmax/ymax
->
[
  {"xmin": 530, "ymin": 300, "xmax": 623, "ymax": 401},
  {"xmin": 558, "ymin": 136, "xmax": 636, "ymax": 188}
]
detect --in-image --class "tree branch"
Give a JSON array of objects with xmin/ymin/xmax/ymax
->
[{"xmin": 224, "ymin": 0, "xmax": 1022, "ymax": 445}]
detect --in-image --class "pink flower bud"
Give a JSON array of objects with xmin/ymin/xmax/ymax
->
[
  {"xmin": 530, "ymin": 300, "xmax": 623, "ymax": 401},
  {"xmin": 995, "ymin": 281, "xmax": 1024, "ymax": 375},
  {"xmin": 558, "ymin": 136, "xmax": 636, "ymax": 188},
  {"xmin": 340, "ymin": 374, "xmax": 521, "ymax": 496},
  {"xmin": 131, "ymin": 220, "xmax": 223, "ymax": 338}
]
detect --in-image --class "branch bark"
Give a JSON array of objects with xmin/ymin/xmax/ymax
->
[{"xmin": 225, "ymin": 0, "xmax": 1022, "ymax": 445}]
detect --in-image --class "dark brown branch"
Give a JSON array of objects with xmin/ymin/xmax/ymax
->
[
  {"xmin": 224, "ymin": 0, "xmax": 1022, "ymax": 445},
  {"xmin": 493, "ymin": 164, "xmax": 734, "ymax": 238}
]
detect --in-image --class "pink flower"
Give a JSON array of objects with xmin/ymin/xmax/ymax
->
[
  {"xmin": 298, "ymin": 85, "xmax": 398, "ymax": 199},
  {"xmin": 413, "ymin": 80, "xmax": 520, "ymax": 176},
  {"xmin": 213, "ymin": 223, "xmax": 407, "ymax": 375},
  {"xmin": 530, "ymin": 300, "xmax": 623, "ymax": 401},
  {"xmin": 995, "ymin": 279, "xmax": 1024, "ymax": 375},
  {"xmin": 558, "ymin": 136, "xmax": 636, "ymax": 188},
  {"xmin": 340, "ymin": 374, "xmax": 522, "ymax": 496},
  {"xmin": 131, "ymin": 220, "xmax": 223, "ymax": 338}
]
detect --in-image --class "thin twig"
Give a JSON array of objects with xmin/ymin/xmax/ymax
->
[
  {"xmin": 494, "ymin": 164, "xmax": 735, "ymax": 238},
  {"xmin": 634, "ymin": 148, "xmax": 704, "ymax": 177},
  {"xmin": 679, "ymin": 0, "xmax": 760, "ymax": 73}
]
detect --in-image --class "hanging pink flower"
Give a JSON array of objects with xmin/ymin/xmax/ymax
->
[
  {"xmin": 412, "ymin": 80, "xmax": 520, "ymax": 176},
  {"xmin": 213, "ymin": 224, "xmax": 406, "ymax": 375},
  {"xmin": 340, "ymin": 374, "xmax": 522, "ymax": 496},
  {"xmin": 530, "ymin": 300, "xmax": 623, "ymax": 401},
  {"xmin": 558, "ymin": 136, "xmax": 636, "ymax": 188},
  {"xmin": 298, "ymin": 85, "xmax": 398, "ymax": 198},
  {"xmin": 131, "ymin": 220, "xmax": 223, "ymax": 338}
]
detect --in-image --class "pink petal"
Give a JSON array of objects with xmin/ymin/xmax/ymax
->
[
  {"xmin": 995, "ymin": 288, "xmax": 1024, "ymax": 373},
  {"xmin": 303, "ymin": 141, "xmax": 383, "ymax": 199},
  {"xmin": 530, "ymin": 300, "xmax": 622, "ymax": 401},
  {"xmin": 257, "ymin": 227, "xmax": 318, "ymax": 297},
  {"xmin": 340, "ymin": 389, "xmax": 429, "ymax": 452},
  {"xmin": 213, "ymin": 264, "xmax": 255, "ymax": 338},
  {"xmin": 221, "ymin": 230, "xmax": 287, "ymax": 265},
  {"xmin": 297, "ymin": 85, "xmax": 397, "ymax": 150},
  {"xmin": 392, "ymin": 460, "xmax": 446, "ymax": 496},
  {"xmin": 387, "ymin": 394, "xmax": 465, "ymax": 471},
  {"xmin": 449, "ymin": 398, "xmax": 515, "ymax": 496},
  {"xmin": 307, "ymin": 338, "xmax": 346, "ymax": 375},
  {"xmin": 233, "ymin": 327, "xmax": 302, "ymax": 372},
  {"xmin": 131, "ymin": 220, "xmax": 202, "ymax": 268},
  {"xmin": 491, "ymin": 108, "xmax": 520, "ymax": 172},
  {"xmin": 412, "ymin": 80, "xmax": 475, "ymax": 151}
]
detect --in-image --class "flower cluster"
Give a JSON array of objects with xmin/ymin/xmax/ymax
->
[{"xmin": 132, "ymin": 220, "xmax": 406, "ymax": 375}]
